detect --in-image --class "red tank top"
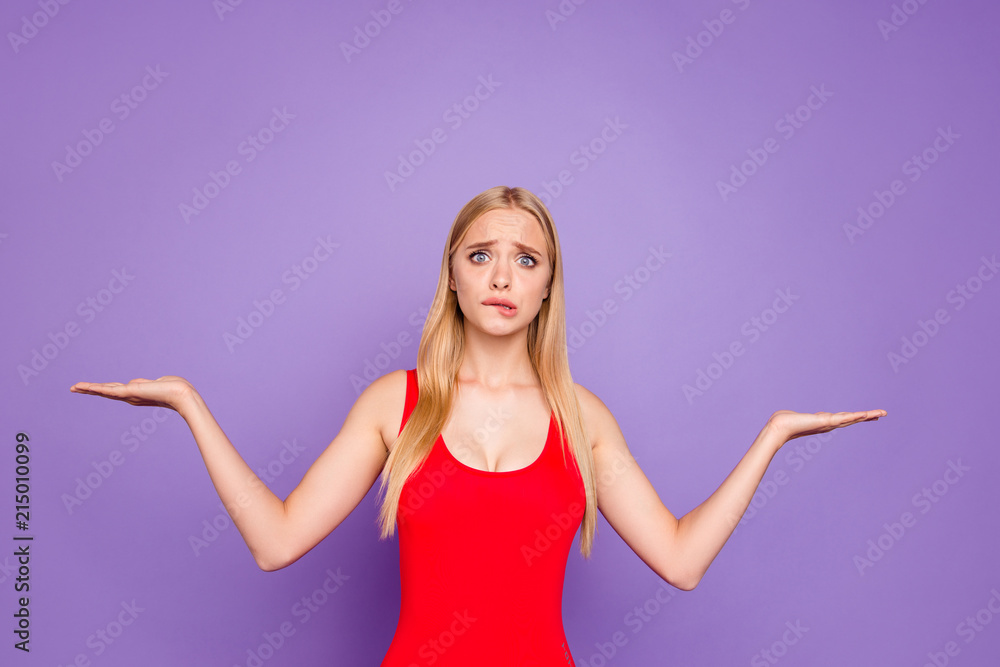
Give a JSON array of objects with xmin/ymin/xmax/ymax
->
[{"xmin": 380, "ymin": 369, "xmax": 586, "ymax": 666}]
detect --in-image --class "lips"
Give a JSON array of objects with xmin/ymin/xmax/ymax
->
[{"xmin": 483, "ymin": 298, "xmax": 516, "ymax": 312}]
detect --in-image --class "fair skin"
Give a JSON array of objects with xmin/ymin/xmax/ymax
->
[{"xmin": 70, "ymin": 206, "xmax": 887, "ymax": 589}]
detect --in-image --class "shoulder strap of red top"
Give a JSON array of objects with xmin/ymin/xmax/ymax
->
[{"xmin": 398, "ymin": 368, "xmax": 418, "ymax": 436}]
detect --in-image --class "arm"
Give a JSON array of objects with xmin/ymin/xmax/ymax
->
[
  {"xmin": 670, "ymin": 423, "xmax": 782, "ymax": 589},
  {"xmin": 71, "ymin": 371, "xmax": 399, "ymax": 571},
  {"xmin": 579, "ymin": 384, "xmax": 885, "ymax": 590}
]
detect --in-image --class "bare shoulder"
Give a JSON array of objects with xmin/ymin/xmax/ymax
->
[
  {"xmin": 572, "ymin": 381, "xmax": 621, "ymax": 451},
  {"xmin": 355, "ymin": 368, "xmax": 410, "ymax": 452}
]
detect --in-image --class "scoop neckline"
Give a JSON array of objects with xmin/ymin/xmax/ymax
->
[{"xmin": 439, "ymin": 411, "xmax": 555, "ymax": 476}]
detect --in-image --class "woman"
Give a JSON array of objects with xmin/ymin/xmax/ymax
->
[{"xmin": 71, "ymin": 185, "xmax": 886, "ymax": 665}]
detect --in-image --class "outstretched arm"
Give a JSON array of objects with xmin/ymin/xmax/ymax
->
[
  {"xmin": 578, "ymin": 385, "xmax": 886, "ymax": 590},
  {"xmin": 71, "ymin": 373, "xmax": 394, "ymax": 571}
]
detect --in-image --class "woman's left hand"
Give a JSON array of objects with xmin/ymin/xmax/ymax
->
[{"xmin": 766, "ymin": 408, "xmax": 887, "ymax": 447}]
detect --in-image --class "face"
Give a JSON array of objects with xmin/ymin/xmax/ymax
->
[{"xmin": 448, "ymin": 207, "xmax": 551, "ymax": 337}]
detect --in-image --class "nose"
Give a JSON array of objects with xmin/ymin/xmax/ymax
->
[{"xmin": 490, "ymin": 259, "xmax": 511, "ymax": 289}]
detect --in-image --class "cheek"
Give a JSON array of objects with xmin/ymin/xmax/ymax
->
[{"xmin": 534, "ymin": 274, "xmax": 551, "ymax": 295}]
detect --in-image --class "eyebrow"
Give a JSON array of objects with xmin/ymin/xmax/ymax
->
[{"xmin": 463, "ymin": 239, "xmax": 543, "ymax": 256}]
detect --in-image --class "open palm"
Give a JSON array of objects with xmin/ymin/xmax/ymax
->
[
  {"xmin": 70, "ymin": 376, "xmax": 194, "ymax": 411},
  {"xmin": 767, "ymin": 408, "xmax": 887, "ymax": 444}
]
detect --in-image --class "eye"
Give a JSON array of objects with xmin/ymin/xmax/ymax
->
[{"xmin": 467, "ymin": 250, "xmax": 538, "ymax": 266}]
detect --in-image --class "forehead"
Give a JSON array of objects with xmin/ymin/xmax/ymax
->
[{"xmin": 465, "ymin": 208, "xmax": 545, "ymax": 247}]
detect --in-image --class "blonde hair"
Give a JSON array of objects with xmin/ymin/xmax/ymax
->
[{"xmin": 376, "ymin": 185, "xmax": 598, "ymax": 557}]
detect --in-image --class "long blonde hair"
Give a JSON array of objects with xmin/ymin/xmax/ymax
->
[{"xmin": 376, "ymin": 185, "xmax": 598, "ymax": 557}]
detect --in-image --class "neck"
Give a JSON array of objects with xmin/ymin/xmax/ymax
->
[{"xmin": 456, "ymin": 324, "xmax": 537, "ymax": 391}]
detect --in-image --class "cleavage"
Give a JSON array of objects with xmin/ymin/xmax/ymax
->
[{"xmin": 440, "ymin": 403, "xmax": 550, "ymax": 473}]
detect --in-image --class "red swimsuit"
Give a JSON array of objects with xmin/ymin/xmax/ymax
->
[{"xmin": 380, "ymin": 369, "xmax": 586, "ymax": 666}]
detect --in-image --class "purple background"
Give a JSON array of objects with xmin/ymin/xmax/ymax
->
[{"xmin": 2, "ymin": 0, "xmax": 998, "ymax": 665}]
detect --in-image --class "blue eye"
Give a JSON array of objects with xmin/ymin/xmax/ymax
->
[{"xmin": 468, "ymin": 250, "xmax": 538, "ymax": 266}]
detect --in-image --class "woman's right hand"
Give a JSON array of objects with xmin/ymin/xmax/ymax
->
[{"xmin": 70, "ymin": 376, "xmax": 196, "ymax": 412}]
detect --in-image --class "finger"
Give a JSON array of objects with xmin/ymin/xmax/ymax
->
[
  {"xmin": 844, "ymin": 410, "xmax": 887, "ymax": 424},
  {"xmin": 836, "ymin": 413, "xmax": 859, "ymax": 425},
  {"xmin": 818, "ymin": 411, "xmax": 870, "ymax": 429},
  {"xmin": 70, "ymin": 382, "xmax": 130, "ymax": 398},
  {"xmin": 70, "ymin": 381, "xmax": 113, "ymax": 392},
  {"xmin": 71, "ymin": 381, "xmax": 111, "ymax": 391}
]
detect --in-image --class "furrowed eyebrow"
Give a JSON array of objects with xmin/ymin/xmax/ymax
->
[{"xmin": 464, "ymin": 239, "xmax": 542, "ymax": 256}]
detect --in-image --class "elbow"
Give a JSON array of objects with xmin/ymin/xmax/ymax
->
[
  {"xmin": 664, "ymin": 573, "xmax": 699, "ymax": 591},
  {"xmin": 254, "ymin": 550, "xmax": 293, "ymax": 572},
  {"xmin": 257, "ymin": 561, "xmax": 282, "ymax": 573},
  {"xmin": 662, "ymin": 565, "xmax": 701, "ymax": 591},
  {"xmin": 678, "ymin": 563, "xmax": 706, "ymax": 590},
  {"xmin": 255, "ymin": 557, "xmax": 284, "ymax": 572},
  {"xmin": 649, "ymin": 549, "xmax": 699, "ymax": 590},
  {"xmin": 662, "ymin": 537, "xmax": 701, "ymax": 590}
]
